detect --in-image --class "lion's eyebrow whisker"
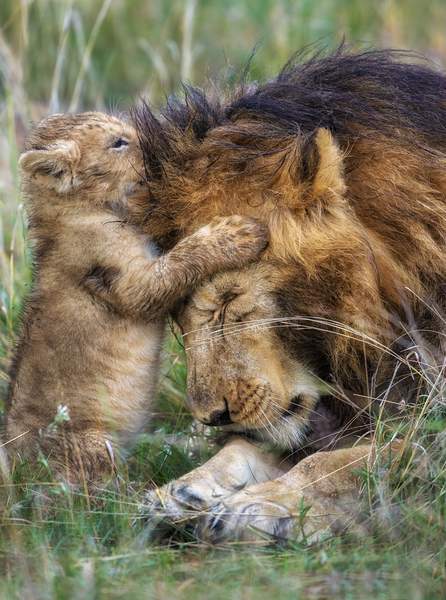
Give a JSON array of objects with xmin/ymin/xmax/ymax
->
[
  {"xmin": 187, "ymin": 323, "xmax": 398, "ymax": 364},
  {"xmin": 186, "ymin": 312, "xmax": 446, "ymax": 349},
  {"xmin": 184, "ymin": 319, "xmax": 438, "ymax": 387},
  {"xmin": 183, "ymin": 315, "xmax": 445, "ymax": 388}
]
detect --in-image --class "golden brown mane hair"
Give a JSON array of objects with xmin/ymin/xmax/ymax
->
[{"xmin": 133, "ymin": 47, "xmax": 446, "ymax": 401}]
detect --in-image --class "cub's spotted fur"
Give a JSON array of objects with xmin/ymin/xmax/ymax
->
[{"xmin": 6, "ymin": 112, "xmax": 267, "ymax": 483}]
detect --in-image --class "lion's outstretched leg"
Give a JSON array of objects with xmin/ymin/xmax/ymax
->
[
  {"xmin": 200, "ymin": 443, "xmax": 379, "ymax": 544},
  {"xmin": 141, "ymin": 437, "xmax": 288, "ymax": 527}
]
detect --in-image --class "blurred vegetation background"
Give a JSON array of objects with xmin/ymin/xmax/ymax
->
[
  {"xmin": 1, "ymin": 0, "xmax": 446, "ymax": 354},
  {"xmin": 1, "ymin": 3, "xmax": 446, "ymax": 597},
  {"xmin": 2, "ymin": 0, "xmax": 446, "ymax": 111}
]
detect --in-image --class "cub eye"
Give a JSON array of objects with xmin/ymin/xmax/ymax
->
[{"xmin": 111, "ymin": 138, "xmax": 129, "ymax": 149}]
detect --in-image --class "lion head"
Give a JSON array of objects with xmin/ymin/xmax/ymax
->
[{"xmin": 134, "ymin": 49, "xmax": 446, "ymax": 448}]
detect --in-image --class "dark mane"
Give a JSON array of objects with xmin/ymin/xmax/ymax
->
[
  {"xmin": 133, "ymin": 46, "xmax": 446, "ymax": 182},
  {"xmin": 132, "ymin": 46, "xmax": 446, "ymax": 401},
  {"xmin": 227, "ymin": 48, "xmax": 446, "ymax": 144}
]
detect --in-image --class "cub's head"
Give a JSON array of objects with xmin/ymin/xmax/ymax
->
[{"xmin": 20, "ymin": 112, "xmax": 143, "ymax": 213}]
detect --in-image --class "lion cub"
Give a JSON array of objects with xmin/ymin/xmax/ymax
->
[{"xmin": 6, "ymin": 112, "xmax": 267, "ymax": 483}]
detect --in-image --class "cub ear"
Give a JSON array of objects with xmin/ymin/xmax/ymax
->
[
  {"xmin": 299, "ymin": 128, "xmax": 346, "ymax": 199},
  {"xmin": 19, "ymin": 139, "xmax": 81, "ymax": 194}
]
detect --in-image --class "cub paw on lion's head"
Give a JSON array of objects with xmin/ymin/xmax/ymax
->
[{"xmin": 195, "ymin": 215, "xmax": 269, "ymax": 268}]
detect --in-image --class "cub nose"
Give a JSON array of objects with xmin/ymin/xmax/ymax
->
[{"xmin": 205, "ymin": 404, "xmax": 233, "ymax": 426}]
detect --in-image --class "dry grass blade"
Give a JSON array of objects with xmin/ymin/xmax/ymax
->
[{"xmin": 68, "ymin": 0, "xmax": 113, "ymax": 112}]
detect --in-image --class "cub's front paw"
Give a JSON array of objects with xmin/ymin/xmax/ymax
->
[{"xmin": 202, "ymin": 215, "xmax": 269, "ymax": 266}]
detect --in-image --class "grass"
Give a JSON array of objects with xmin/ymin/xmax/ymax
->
[{"xmin": 1, "ymin": 1, "xmax": 446, "ymax": 598}]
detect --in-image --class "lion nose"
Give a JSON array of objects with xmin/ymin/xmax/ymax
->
[{"xmin": 204, "ymin": 402, "xmax": 233, "ymax": 427}]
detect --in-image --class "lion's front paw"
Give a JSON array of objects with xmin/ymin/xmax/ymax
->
[
  {"xmin": 201, "ymin": 487, "xmax": 296, "ymax": 543},
  {"xmin": 139, "ymin": 471, "xmax": 243, "ymax": 538},
  {"xmin": 199, "ymin": 477, "xmax": 366, "ymax": 545},
  {"xmin": 137, "ymin": 483, "xmax": 200, "ymax": 540},
  {"xmin": 142, "ymin": 483, "xmax": 192, "ymax": 523}
]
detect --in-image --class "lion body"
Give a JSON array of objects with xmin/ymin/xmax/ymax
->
[
  {"xmin": 139, "ymin": 49, "xmax": 446, "ymax": 542},
  {"xmin": 135, "ymin": 49, "xmax": 446, "ymax": 441}
]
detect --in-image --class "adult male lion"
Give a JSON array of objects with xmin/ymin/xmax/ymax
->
[{"xmin": 134, "ymin": 49, "xmax": 446, "ymax": 541}]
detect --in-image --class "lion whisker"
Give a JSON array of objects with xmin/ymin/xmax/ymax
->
[{"xmin": 185, "ymin": 322, "xmax": 433, "ymax": 386}]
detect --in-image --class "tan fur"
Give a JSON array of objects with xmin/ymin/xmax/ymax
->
[
  {"xmin": 137, "ymin": 117, "xmax": 446, "ymax": 541},
  {"xmin": 144, "ymin": 437, "xmax": 380, "ymax": 542},
  {"xmin": 6, "ymin": 112, "xmax": 268, "ymax": 484},
  {"xmin": 133, "ymin": 123, "xmax": 445, "ymax": 433}
]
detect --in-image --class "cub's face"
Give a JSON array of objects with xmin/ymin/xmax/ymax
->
[
  {"xmin": 176, "ymin": 263, "xmax": 325, "ymax": 449},
  {"xmin": 20, "ymin": 112, "xmax": 144, "ymax": 209}
]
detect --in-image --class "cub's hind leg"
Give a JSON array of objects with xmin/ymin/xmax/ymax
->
[{"xmin": 5, "ymin": 422, "xmax": 117, "ymax": 487}]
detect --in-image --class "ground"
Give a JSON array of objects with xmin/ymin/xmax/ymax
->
[{"xmin": 1, "ymin": 337, "xmax": 445, "ymax": 599}]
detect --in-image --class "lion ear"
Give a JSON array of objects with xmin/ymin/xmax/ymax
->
[
  {"xmin": 19, "ymin": 139, "xmax": 81, "ymax": 194},
  {"xmin": 299, "ymin": 128, "xmax": 346, "ymax": 199}
]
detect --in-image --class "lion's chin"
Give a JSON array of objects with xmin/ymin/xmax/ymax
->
[
  {"xmin": 220, "ymin": 418, "xmax": 308, "ymax": 451},
  {"xmin": 256, "ymin": 417, "xmax": 308, "ymax": 450}
]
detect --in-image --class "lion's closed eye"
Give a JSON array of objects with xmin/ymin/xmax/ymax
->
[
  {"xmin": 187, "ymin": 303, "xmax": 220, "ymax": 326},
  {"xmin": 223, "ymin": 297, "xmax": 256, "ymax": 324},
  {"xmin": 231, "ymin": 310, "xmax": 254, "ymax": 323}
]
